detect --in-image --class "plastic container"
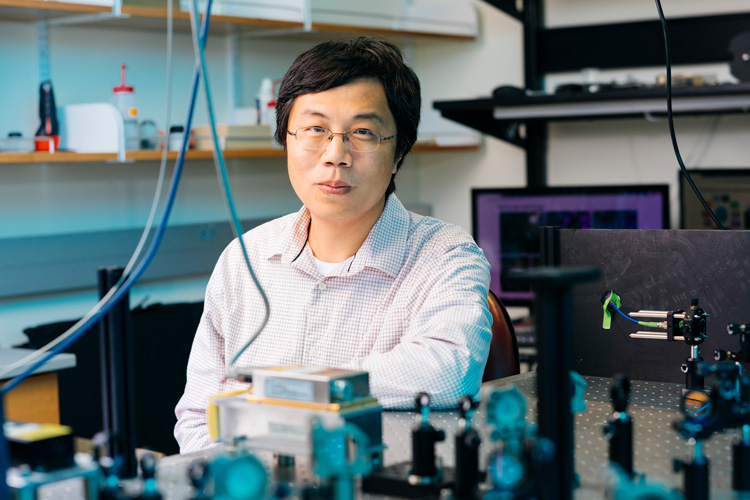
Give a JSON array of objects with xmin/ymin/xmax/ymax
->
[
  {"xmin": 1, "ymin": 132, "xmax": 34, "ymax": 152},
  {"xmin": 112, "ymin": 64, "xmax": 139, "ymax": 150},
  {"xmin": 255, "ymin": 78, "xmax": 274, "ymax": 126},
  {"xmin": 139, "ymin": 120, "xmax": 159, "ymax": 150},
  {"xmin": 168, "ymin": 125, "xmax": 185, "ymax": 151}
]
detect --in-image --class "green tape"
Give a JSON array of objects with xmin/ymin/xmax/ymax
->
[{"xmin": 602, "ymin": 291, "xmax": 620, "ymax": 330}]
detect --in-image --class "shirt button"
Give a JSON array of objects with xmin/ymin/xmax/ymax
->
[
  {"xmin": 309, "ymin": 348, "xmax": 318, "ymax": 358},
  {"xmin": 317, "ymin": 282, "xmax": 327, "ymax": 290}
]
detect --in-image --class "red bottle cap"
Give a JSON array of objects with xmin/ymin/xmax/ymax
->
[{"xmin": 113, "ymin": 64, "xmax": 134, "ymax": 93}]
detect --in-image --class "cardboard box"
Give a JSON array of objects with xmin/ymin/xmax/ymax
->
[
  {"xmin": 124, "ymin": 0, "xmax": 180, "ymax": 8},
  {"xmin": 63, "ymin": 0, "xmax": 114, "ymax": 5},
  {"xmin": 311, "ymin": 0, "xmax": 401, "ymax": 29},
  {"xmin": 193, "ymin": 124, "xmax": 273, "ymax": 150},
  {"xmin": 399, "ymin": 1, "xmax": 478, "ymax": 37}
]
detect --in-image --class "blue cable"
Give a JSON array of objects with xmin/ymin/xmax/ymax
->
[
  {"xmin": 610, "ymin": 299, "xmax": 642, "ymax": 325},
  {"xmin": 189, "ymin": 0, "xmax": 269, "ymax": 369},
  {"xmin": 607, "ymin": 292, "xmax": 661, "ymax": 328},
  {"xmin": 0, "ymin": 1, "xmax": 215, "ymax": 396}
]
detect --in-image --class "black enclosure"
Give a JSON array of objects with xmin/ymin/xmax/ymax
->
[
  {"xmin": 20, "ymin": 302, "xmax": 203, "ymax": 456},
  {"xmin": 561, "ymin": 229, "xmax": 750, "ymax": 383}
]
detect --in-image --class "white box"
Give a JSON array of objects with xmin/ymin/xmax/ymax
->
[
  {"xmin": 179, "ymin": 0, "xmax": 303, "ymax": 22},
  {"xmin": 399, "ymin": 1, "xmax": 478, "ymax": 37},
  {"xmin": 311, "ymin": 0, "xmax": 402, "ymax": 30},
  {"xmin": 59, "ymin": 103, "xmax": 123, "ymax": 153},
  {"xmin": 417, "ymin": 109, "xmax": 481, "ymax": 147}
]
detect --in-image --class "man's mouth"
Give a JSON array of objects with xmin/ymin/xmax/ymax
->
[{"xmin": 317, "ymin": 181, "xmax": 352, "ymax": 193}]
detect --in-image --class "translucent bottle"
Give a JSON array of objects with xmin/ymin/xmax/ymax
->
[
  {"xmin": 112, "ymin": 64, "xmax": 139, "ymax": 150},
  {"xmin": 255, "ymin": 77, "xmax": 274, "ymax": 125}
]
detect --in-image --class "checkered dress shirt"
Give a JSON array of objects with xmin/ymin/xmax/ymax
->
[{"xmin": 174, "ymin": 195, "xmax": 492, "ymax": 453}]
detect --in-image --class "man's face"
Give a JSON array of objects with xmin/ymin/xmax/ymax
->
[{"xmin": 286, "ymin": 78, "xmax": 398, "ymax": 229}]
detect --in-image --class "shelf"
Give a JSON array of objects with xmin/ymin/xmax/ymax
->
[
  {"xmin": 0, "ymin": 143, "xmax": 477, "ymax": 164},
  {"xmin": 0, "ymin": 1, "xmax": 475, "ymax": 40},
  {"xmin": 412, "ymin": 143, "xmax": 479, "ymax": 153},
  {"xmin": 434, "ymin": 83, "xmax": 750, "ymax": 146},
  {"xmin": 0, "ymin": 148, "xmax": 284, "ymax": 164}
]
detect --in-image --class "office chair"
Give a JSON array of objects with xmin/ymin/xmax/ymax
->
[{"xmin": 482, "ymin": 290, "xmax": 520, "ymax": 382}]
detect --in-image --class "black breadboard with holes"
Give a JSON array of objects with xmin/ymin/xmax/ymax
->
[{"xmin": 559, "ymin": 228, "xmax": 750, "ymax": 383}]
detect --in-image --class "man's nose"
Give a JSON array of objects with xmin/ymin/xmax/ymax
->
[{"xmin": 321, "ymin": 133, "xmax": 352, "ymax": 166}]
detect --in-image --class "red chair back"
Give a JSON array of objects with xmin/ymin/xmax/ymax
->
[{"xmin": 483, "ymin": 291, "xmax": 520, "ymax": 382}]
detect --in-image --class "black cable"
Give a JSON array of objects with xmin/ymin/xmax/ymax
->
[{"xmin": 654, "ymin": 0, "xmax": 726, "ymax": 230}]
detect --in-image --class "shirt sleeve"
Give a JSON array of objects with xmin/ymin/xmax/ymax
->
[
  {"xmin": 346, "ymin": 241, "xmax": 492, "ymax": 410},
  {"xmin": 174, "ymin": 251, "xmax": 248, "ymax": 454}
]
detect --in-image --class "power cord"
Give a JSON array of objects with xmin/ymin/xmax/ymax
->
[{"xmin": 654, "ymin": 0, "xmax": 726, "ymax": 230}]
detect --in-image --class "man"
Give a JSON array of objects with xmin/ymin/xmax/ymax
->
[{"xmin": 175, "ymin": 37, "xmax": 492, "ymax": 453}]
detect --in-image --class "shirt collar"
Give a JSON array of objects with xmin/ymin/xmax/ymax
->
[
  {"xmin": 348, "ymin": 195, "xmax": 409, "ymax": 278},
  {"xmin": 272, "ymin": 205, "xmax": 311, "ymax": 265},
  {"xmin": 267, "ymin": 195, "xmax": 410, "ymax": 278}
]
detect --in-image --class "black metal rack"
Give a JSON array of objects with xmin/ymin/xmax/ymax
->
[{"xmin": 433, "ymin": 2, "xmax": 750, "ymax": 187}]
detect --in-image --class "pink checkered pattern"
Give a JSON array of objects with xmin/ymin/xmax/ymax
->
[{"xmin": 174, "ymin": 195, "xmax": 492, "ymax": 453}]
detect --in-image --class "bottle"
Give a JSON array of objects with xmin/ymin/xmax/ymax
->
[
  {"xmin": 168, "ymin": 125, "xmax": 185, "ymax": 151},
  {"xmin": 112, "ymin": 64, "xmax": 139, "ymax": 150},
  {"xmin": 255, "ymin": 78, "xmax": 274, "ymax": 126}
]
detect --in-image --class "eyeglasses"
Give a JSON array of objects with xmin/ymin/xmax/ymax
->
[{"xmin": 287, "ymin": 127, "xmax": 395, "ymax": 153}]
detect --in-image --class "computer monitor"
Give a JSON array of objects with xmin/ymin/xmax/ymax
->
[
  {"xmin": 472, "ymin": 185, "xmax": 670, "ymax": 306},
  {"xmin": 680, "ymin": 168, "xmax": 750, "ymax": 229}
]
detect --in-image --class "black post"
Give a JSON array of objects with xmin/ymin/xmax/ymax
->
[
  {"xmin": 523, "ymin": 0, "xmax": 547, "ymax": 188},
  {"xmin": 539, "ymin": 226, "xmax": 560, "ymax": 267},
  {"xmin": 98, "ymin": 266, "xmax": 138, "ymax": 478},
  {"xmin": 607, "ymin": 414, "xmax": 633, "ymax": 477},
  {"xmin": 682, "ymin": 452, "xmax": 710, "ymax": 500},
  {"xmin": 511, "ymin": 266, "xmax": 600, "ymax": 500},
  {"xmin": 733, "ymin": 432, "xmax": 750, "ymax": 491},
  {"xmin": 454, "ymin": 397, "xmax": 480, "ymax": 500}
]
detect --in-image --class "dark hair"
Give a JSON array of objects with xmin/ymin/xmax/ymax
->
[{"xmin": 275, "ymin": 37, "xmax": 421, "ymax": 197}]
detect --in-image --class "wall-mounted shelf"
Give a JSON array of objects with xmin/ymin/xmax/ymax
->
[
  {"xmin": 0, "ymin": 0, "xmax": 475, "ymax": 40},
  {"xmin": 0, "ymin": 143, "xmax": 477, "ymax": 164},
  {"xmin": 434, "ymin": 83, "xmax": 750, "ymax": 146},
  {"xmin": 434, "ymin": 2, "xmax": 750, "ymax": 186}
]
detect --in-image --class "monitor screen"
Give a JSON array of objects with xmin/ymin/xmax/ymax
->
[
  {"xmin": 680, "ymin": 169, "xmax": 750, "ymax": 230},
  {"xmin": 472, "ymin": 185, "xmax": 670, "ymax": 305}
]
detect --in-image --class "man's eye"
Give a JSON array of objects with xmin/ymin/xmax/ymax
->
[
  {"xmin": 307, "ymin": 127, "xmax": 327, "ymax": 134},
  {"xmin": 351, "ymin": 129, "xmax": 375, "ymax": 137}
]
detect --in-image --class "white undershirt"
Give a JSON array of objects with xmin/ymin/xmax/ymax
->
[{"xmin": 312, "ymin": 254, "xmax": 355, "ymax": 276}]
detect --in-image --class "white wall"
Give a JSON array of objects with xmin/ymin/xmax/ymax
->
[
  {"xmin": 544, "ymin": 0, "xmax": 750, "ymax": 28},
  {"xmin": 411, "ymin": 0, "xmax": 750, "ymax": 231},
  {"xmin": 0, "ymin": 12, "xmax": 427, "ymax": 346},
  {"xmin": 541, "ymin": 0, "xmax": 750, "ymax": 229},
  {"xmin": 1, "ymin": 0, "xmax": 748, "ymax": 346},
  {"xmin": 412, "ymin": 1, "xmax": 526, "ymax": 231}
]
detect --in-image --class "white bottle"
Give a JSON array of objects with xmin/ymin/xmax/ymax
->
[
  {"xmin": 256, "ymin": 78, "xmax": 274, "ymax": 126},
  {"xmin": 112, "ymin": 64, "xmax": 139, "ymax": 150}
]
